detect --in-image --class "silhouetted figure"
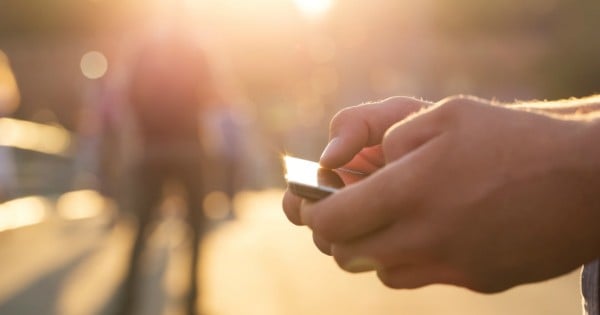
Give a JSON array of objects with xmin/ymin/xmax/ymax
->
[{"xmin": 120, "ymin": 30, "xmax": 215, "ymax": 315}]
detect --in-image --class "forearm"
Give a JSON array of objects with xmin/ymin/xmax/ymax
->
[{"xmin": 509, "ymin": 95, "xmax": 600, "ymax": 116}]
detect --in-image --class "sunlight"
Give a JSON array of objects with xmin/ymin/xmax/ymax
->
[{"xmin": 292, "ymin": 0, "xmax": 333, "ymax": 18}]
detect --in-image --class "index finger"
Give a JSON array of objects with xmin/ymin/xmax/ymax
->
[
  {"xmin": 305, "ymin": 132, "xmax": 445, "ymax": 243},
  {"xmin": 282, "ymin": 190, "xmax": 304, "ymax": 225},
  {"xmin": 319, "ymin": 96, "xmax": 431, "ymax": 169}
]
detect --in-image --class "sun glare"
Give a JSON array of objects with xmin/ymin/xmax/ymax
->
[{"xmin": 292, "ymin": 0, "xmax": 333, "ymax": 18}]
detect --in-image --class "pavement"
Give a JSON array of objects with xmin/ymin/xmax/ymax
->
[{"xmin": 0, "ymin": 189, "xmax": 584, "ymax": 315}]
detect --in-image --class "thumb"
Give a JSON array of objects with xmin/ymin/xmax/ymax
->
[{"xmin": 320, "ymin": 97, "xmax": 431, "ymax": 169}]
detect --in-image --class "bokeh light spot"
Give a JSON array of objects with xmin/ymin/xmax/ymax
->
[
  {"xmin": 80, "ymin": 51, "xmax": 108, "ymax": 80},
  {"xmin": 0, "ymin": 118, "xmax": 72, "ymax": 156},
  {"xmin": 57, "ymin": 190, "xmax": 106, "ymax": 220}
]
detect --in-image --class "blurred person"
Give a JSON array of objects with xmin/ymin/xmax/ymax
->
[
  {"xmin": 73, "ymin": 68, "xmax": 140, "ymax": 236},
  {"xmin": 119, "ymin": 20, "xmax": 219, "ymax": 315},
  {"xmin": 0, "ymin": 51, "xmax": 21, "ymax": 201},
  {"xmin": 283, "ymin": 95, "xmax": 600, "ymax": 314},
  {"xmin": 201, "ymin": 102, "xmax": 247, "ymax": 207},
  {"xmin": 74, "ymin": 71, "xmax": 134, "ymax": 197}
]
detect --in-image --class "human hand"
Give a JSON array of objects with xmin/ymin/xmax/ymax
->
[
  {"xmin": 282, "ymin": 96, "xmax": 432, "ymax": 253},
  {"xmin": 282, "ymin": 96, "xmax": 432, "ymax": 224},
  {"xmin": 287, "ymin": 95, "xmax": 600, "ymax": 292}
]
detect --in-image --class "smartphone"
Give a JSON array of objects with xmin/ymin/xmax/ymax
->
[{"xmin": 284, "ymin": 156, "xmax": 366, "ymax": 200}]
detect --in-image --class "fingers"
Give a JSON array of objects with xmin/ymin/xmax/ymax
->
[
  {"xmin": 331, "ymin": 223, "xmax": 461, "ymax": 288},
  {"xmin": 330, "ymin": 221, "xmax": 427, "ymax": 272},
  {"xmin": 376, "ymin": 264, "xmax": 460, "ymax": 289},
  {"xmin": 313, "ymin": 232, "xmax": 332, "ymax": 255},
  {"xmin": 382, "ymin": 104, "xmax": 446, "ymax": 162},
  {"xmin": 300, "ymin": 170, "xmax": 392, "ymax": 243},
  {"xmin": 320, "ymin": 97, "xmax": 431, "ymax": 169},
  {"xmin": 304, "ymin": 133, "xmax": 446, "ymax": 243},
  {"xmin": 282, "ymin": 190, "xmax": 303, "ymax": 225},
  {"xmin": 302, "ymin": 157, "xmax": 414, "ymax": 242},
  {"xmin": 282, "ymin": 193, "xmax": 333, "ymax": 255},
  {"xmin": 342, "ymin": 145, "xmax": 384, "ymax": 174},
  {"xmin": 330, "ymin": 219, "xmax": 465, "ymax": 289}
]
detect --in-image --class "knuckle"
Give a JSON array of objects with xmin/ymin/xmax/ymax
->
[
  {"xmin": 385, "ymin": 95, "xmax": 433, "ymax": 110},
  {"xmin": 329, "ymin": 106, "xmax": 359, "ymax": 135},
  {"xmin": 437, "ymin": 95, "xmax": 475, "ymax": 116},
  {"xmin": 381, "ymin": 129, "xmax": 398, "ymax": 156},
  {"xmin": 384, "ymin": 96, "xmax": 426, "ymax": 109}
]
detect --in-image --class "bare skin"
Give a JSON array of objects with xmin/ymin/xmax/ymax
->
[{"xmin": 282, "ymin": 95, "xmax": 600, "ymax": 293}]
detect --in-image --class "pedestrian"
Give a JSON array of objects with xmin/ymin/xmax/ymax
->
[{"xmin": 119, "ymin": 25, "xmax": 217, "ymax": 315}]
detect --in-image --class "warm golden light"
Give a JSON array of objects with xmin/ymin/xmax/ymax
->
[
  {"xmin": 0, "ymin": 196, "xmax": 50, "ymax": 232},
  {"xmin": 56, "ymin": 190, "xmax": 106, "ymax": 220},
  {"xmin": 80, "ymin": 51, "xmax": 108, "ymax": 80},
  {"xmin": 292, "ymin": 0, "xmax": 333, "ymax": 18},
  {"xmin": 0, "ymin": 117, "xmax": 71, "ymax": 156}
]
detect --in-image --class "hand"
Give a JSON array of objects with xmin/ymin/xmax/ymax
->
[
  {"xmin": 283, "ymin": 96, "xmax": 432, "ymax": 253},
  {"xmin": 287, "ymin": 95, "xmax": 600, "ymax": 292},
  {"xmin": 282, "ymin": 96, "xmax": 432, "ymax": 224}
]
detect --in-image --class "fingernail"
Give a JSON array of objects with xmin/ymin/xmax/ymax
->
[
  {"xmin": 343, "ymin": 257, "xmax": 380, "ymax": 272},
  {"xmin": 320, "ymin": 137, "xmax": 341, "ymax": 164}
]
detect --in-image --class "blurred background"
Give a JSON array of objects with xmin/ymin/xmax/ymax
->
[{"xmin": 0, "ymin": 0, "xmax": 598, "ymax": 314}]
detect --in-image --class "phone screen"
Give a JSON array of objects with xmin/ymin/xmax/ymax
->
[{"xmin": 284, "ymin": 156, "xmax": 366, "ymax": 200}]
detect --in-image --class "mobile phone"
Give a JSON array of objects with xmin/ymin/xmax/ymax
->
[{"xmin": 283, "ymin": 156, "xmax": 366, "ymax": 200}]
